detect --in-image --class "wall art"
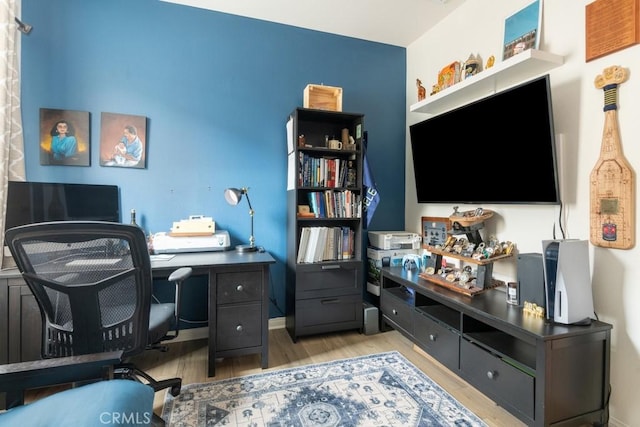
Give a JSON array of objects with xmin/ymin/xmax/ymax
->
[
  {"xmin": 100, "ymin": 112, "xmax": 147, "ymax": 169},
  {"xmin": 422, "ymin": 216, "xmax": 451, "ymax": 248},
  {"xmin": 39, "ymin": 108, "xmax": 90, "ymax": 166},
  {"xmin": 502, "ymin": 0, "xmax": 542, "ymax": 60}
]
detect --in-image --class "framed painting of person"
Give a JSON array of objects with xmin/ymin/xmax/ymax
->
[
  {"xmin": 39, "ymin": 108, "xmax": 90, "ymax": 166},
  {"xmin": 100, "ymin": 112, "xmax": 147, "ymax": 169}
]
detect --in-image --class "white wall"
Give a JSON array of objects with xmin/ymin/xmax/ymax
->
[{"xmin": 406, "ymin": 1, "xmax": 640, "ymax": 425}]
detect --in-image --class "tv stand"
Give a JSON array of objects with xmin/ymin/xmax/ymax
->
[{"xmin": 380, "ymin": 266, "xmax": 611, "ymax": 426}]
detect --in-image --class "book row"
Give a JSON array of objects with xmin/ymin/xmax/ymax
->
[
  {"xmin": 298, "ymin": 153, "xmax": 357, "ymax": 188},
  {"xmin": 307, "ymin": 190, "xmax": 361, "ymax": 219},
  {"xmin": 297, "ymin": 226, "xmax": 355, "ymax": 264}
]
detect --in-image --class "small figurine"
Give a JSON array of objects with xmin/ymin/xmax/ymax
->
[
  {"xmin": 416, "ymin": 78, "xmax": 426, "ymax": 101},
  {"xmin": 486, "ymin": 55, "xmax": 495, "ymax": 69},
  {"xmin": 463, "ymin": 54, "xmax": 482, "ymax": 79}
]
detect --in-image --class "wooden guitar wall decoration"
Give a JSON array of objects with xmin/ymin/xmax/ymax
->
[{"xmin": 590, "ymin": 65, "xmax": 635, "ymax": 249}]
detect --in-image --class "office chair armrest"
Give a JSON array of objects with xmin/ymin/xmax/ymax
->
[
  {"xmin": 168, "ymin": 267, "xmax": 192, "ymax": 336},
  {"xmin": 168, "ymin": 266, "xmax": 192, "ymax": 284},
  {"xmin": 0, "ymin": 350, "xmax": 123, "ymax": 409}
]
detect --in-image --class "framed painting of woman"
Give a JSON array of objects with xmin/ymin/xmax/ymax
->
[{"xmin": 39, "ymin": 108, "xmax": 90, "ymax": 166}]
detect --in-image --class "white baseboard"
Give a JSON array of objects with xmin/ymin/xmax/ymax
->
[{"xmin": 172, "ymin": 316, "xmax": 286, "ymax": 343}]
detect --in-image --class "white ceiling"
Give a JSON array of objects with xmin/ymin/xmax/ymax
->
[{"xmin": 160, "ymin": 0, "xmax": 467, "ymax": 47}]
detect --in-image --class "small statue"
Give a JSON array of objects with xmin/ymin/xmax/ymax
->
[
  {"xmin": 486, "ymin": 55, "xmax": 495, "ymax": 69},
  {"xmin": 416, "ymin": 79, "xmax": 426, "ymax": 101},
  {"xmin": 463, "ymin": 54, "xmax": 482, "ymax": 79}
]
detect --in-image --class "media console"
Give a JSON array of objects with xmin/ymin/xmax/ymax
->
[{"xmin": 380, "ymin": 266, "xmax": 611, "ymax": 427}]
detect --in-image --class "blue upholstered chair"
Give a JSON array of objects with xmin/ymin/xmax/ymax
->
[{"xmin": 0, "ymin": 351, "xmax": 155, "ymax": 427}]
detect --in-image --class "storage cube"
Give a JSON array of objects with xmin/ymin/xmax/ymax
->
[{"xmin": 303, "ymin": 84, "xmax": 343, "ymax": 111}]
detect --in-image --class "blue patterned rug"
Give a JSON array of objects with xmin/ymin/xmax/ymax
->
[{"xmin": 162, "ymin": 351, "xmax": 486, "ymax": 426}]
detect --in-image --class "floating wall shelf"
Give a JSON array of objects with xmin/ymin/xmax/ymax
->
[{"xmin": 410, "ymin": 49, "xmax": 564, "ymax": 116}]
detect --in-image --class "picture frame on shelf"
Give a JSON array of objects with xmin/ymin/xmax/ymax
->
[
  {"xmin": 437, "ymin": 61, "xmax": 461, "ymax": 91},
  {"xmin": 502, "ymin": 0, "xmax": 542, "ymax": 60},
  {"xmin": 422, "ymin": 216, "xmax": 451, "ymax": 248}
]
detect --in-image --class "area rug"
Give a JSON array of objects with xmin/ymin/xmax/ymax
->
[{"xmin": 162, "ymin": 351, "xmax": 486, "ymax": 426}]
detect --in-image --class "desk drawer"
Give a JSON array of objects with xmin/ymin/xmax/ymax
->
[
  {"xmin": 380, "ymin": 289, "xmax": 413, "ymax": 335},
  {"xmin": 460, "ymin": 338, "xmax": 534, "ymax": 419},
  {"xmin": 295, "ymin": 294, "xmax": 361, "ymax": 329},
  {"xmin": 295, "ymin": 263, "xmax": 361, "ymax": 298},
  {"xmin": 414, "ymin": 311, "xmax": 459, "ymax": 372},
  {"xmin": 216, "ymin": 302, "xmax": 262, "ymax": 350},
  {"xmin": 217, "ymin": 271, "xmax": 262, "ymax": 304}
]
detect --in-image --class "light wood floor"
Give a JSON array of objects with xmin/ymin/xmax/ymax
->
[{"xmin": 129, "ymin": 327, "xmax": 525, "ymax": 426}]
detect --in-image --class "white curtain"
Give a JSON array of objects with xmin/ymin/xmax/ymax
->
[{"xmin": 0, "ymin": 0, "xmax": 27, "ymax": 266}]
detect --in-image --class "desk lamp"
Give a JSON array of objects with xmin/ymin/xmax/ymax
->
[{"xmin": 224, "ymin": 187, "xmax": 257, "ymax": 253}]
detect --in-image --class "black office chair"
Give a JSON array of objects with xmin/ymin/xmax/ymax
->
[{"xmin": 4, "ymin": 221, "xmax": 192, "ymax": 403}]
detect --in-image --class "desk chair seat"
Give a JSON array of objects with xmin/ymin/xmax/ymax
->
[
  {"xmin": 149, "ymin": 303, "xmax": 176, "ymax": 344},
  {"xmin": 0, "ymin": 351, "xmax": 155, "ymax": 427},
  {"xmin": 0, "ymin": 379, "xmax": 154, "ymax": 427},
  {"xmin": 4, "ymin": 221, "xmax": 193, "ymax": 424}
]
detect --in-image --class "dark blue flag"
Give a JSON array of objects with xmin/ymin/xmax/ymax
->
[{"xmin": 363, "ymin": 148, "xmax": 380, "ymax": 229}]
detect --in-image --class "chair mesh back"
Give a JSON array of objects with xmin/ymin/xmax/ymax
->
[{"xmin": 5, "ymin": 222, "xmax": 152, "ymax": 359}]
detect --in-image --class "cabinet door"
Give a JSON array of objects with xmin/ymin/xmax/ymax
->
[{"xmin": 8, "ymin": 280, "xmax": 42, "ymax": 362}]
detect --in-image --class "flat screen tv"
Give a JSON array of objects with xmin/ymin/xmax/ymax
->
[
  {"xmin": 5, "ymin": 181, "xmax": 121, "ymax": 230},
  {"xmin": 410, "ymin": 74, "xmax": 561, "ymax": 205}
]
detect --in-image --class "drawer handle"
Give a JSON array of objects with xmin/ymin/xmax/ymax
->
[
  {"xmin": 321, "ymin": 298, "xmax": 340, "ymax": 305},
  {"xmin": 236, "ymin": 325, "xmax": 243, "ymax": 332},
  {"xmin": 486, "ymin": 370, "xmax": 497, "ymax": 380},
  {"xmin": 321, "ymin": 265, "xmax": 340, "ymax": 270},
  {"xmin": 236, "ymin": 284, "xmax": 244, "ymax": 292},
  {"xmin": 429, "ymin": 334, "xmax": 437, "ymax": 342}
]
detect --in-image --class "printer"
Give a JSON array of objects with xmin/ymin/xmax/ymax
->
[
  {"xmin": 151, "ymin": 216, "xmax": 230, "ymax": 253},
  {"xmin": 152, "ymin": 231, "xmax": 230, "ymax": 254}
]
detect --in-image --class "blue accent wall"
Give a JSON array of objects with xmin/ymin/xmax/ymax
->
[{"xmin": 20, "ymin": 0, "xmax": 406, "ymax": 318}]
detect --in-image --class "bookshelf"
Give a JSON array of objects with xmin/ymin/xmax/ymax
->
[{"xmin": 285, "ymin": 108, "xmax": 364, "ymax": 342}]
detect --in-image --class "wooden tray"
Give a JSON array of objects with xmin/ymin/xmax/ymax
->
[
  {"xmin": 449, "ymin": 209, "xmax": 494, "ymax": 227},
  {"xmin": 424, "ymin": 245, "xmax": 513, "ymax": 265},
  {"xmin": 418, "ymin": 272, "xmax": 504, "ymax": 297}
]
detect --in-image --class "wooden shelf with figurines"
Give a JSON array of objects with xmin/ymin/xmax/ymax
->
[
  {"xmin": 411, "ymin": 48, "xmax": 563, "ymax": 116},
  {"xmin": 419, "ymin": 207, "xmax": 515, "ymax": 296}
]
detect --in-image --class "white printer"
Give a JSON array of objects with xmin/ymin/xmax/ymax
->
[{"xmin": 368, "ymin": 231, "xmax": 421, "ymax": 250}]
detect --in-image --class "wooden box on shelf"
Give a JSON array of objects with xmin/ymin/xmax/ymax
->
[{"xmin": 304, "ymin": 84, "xmax": 343, "ymax": 111}]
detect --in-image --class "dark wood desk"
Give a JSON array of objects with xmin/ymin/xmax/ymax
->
[
  {"xmin": 151, "ymin": 250, "xmax": 275, "ymax": 377},
  {"xmin": 0, "ymin": 250, "xmax": 276, "ymax": 377}
]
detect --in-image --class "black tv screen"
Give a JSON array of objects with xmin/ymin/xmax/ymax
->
[
  {"xmin": 410, "ymin": 74, "xmax": 560, "ymax": 205},
  {"xmin": 5, "ymin": 181, "xmax": 121, "ymax": 230}
]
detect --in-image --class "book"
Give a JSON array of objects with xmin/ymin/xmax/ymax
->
[
  {"xmin": 313, "ymin": 227, "xmax": 328, "ymax": 263},
  {"xmin": 341, "ymin": 226, "xmax": 352, "ymax": 259},
  {"xmin": 304, "ymin": 227, "xmax": 320, "ymax": 263},
  {"xmin": 297, "ymin": 227, "xmax": 311, "ymax": 263}
]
